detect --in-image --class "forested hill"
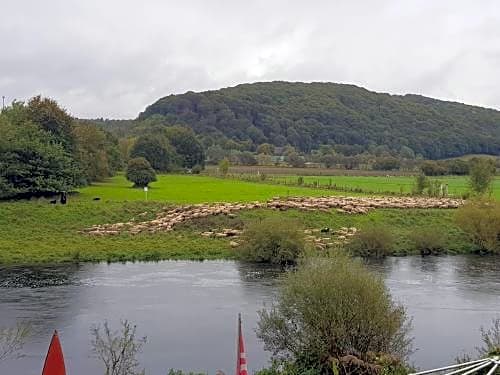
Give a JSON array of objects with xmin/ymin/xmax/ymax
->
[{"xmin": 138, "ymin": 81, "xmax": 500, "ymax": 159}]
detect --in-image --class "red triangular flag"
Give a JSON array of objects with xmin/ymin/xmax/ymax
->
[
  {"xmin": 42, "ymin": 330, "xmax": 66, "ymax": 375},
  {"xmin": 236, "ymin": 314, "xmax": 248, "ymax": 375}
]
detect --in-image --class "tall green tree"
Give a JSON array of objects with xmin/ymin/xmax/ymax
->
[
  {"xmin": 26, "ymin": 96, "xmax": 76, "ymax": 152},
  {"xmin": 129, "ymin": 134, "xmax": 176, "ymax": 172},
  {"xmin": 73, "ymin": 122, "xmax": 122, "ymax": 183},
  {"xmin": 164, "ymin": 126, "xmax": 205, "ymax": 169},
  {"xmin": 0, "ymin": 113, "xmax": 79, "ymax": 198},
  {"xmin": 257, "ymin": 143, "xmax": 275, "ymax": 155}
]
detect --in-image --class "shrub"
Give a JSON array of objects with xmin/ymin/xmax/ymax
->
[
  {"xmin": 409, "ymin": 227, "xmax": 445, "ymax": 256},
  {"xmin": 237, "ymin": 217, "xmax": 306, "ymax": 265},
  {"xmin": 191, "ymin": 164, "xmax": 203, "ymax": 174},
  {"xmin": 218, "ymin": 158, "xmax": 230, "ymax": 177},
  {"xmin": 455, "ymin": 199, "xmax": 500, "ymax": 253},
  {"xmin": 126, "ymin": 157, "xmax": 157, "ymax": 187},
  {"xmin": 347, "ymin": 225, "xmax": 394, "ymax": 257},
  {"xmin": 257, "ymin": 253, "xmax": 412, "ymax": 374},
  {"xmin": 412, "ymin": 174, "xmax": 429, "ymax": 195},
  {"xmin": 468, "ymin": 158, "xmax": 496, "ymax": 195}
]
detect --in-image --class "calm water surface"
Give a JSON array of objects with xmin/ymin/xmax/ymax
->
[{"xmin": 0, "ymin": 256, "xmax": 499, "ymax": 374}]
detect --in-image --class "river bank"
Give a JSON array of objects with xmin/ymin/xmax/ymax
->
[{"xmin": 0, "ymin": 197, "xmax": 474, "ymax": 264}]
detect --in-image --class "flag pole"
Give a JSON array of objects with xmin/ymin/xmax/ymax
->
[{"xmin": 236, "ymin": 313, "xmax": 241, "ymax": 375}]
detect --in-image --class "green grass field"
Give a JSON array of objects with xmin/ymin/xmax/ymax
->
[
  {"xmin": 0, "ymin": 174, "xmax": 479, "ymax": 264},
  {"xmin": 266, "ymin": 175, "xmax": 500, "ymax": 199},
  {"xmin": 77, "ymin": 174, "xmax": 344, "ymax": 203}
]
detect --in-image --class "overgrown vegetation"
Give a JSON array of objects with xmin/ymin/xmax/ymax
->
[
  {"xmin": 409, "ymin": 227, "xmax": 445, "ymax": 256},
  {"xmin": 477, "ymin": 318, "xmax": 500, "ymax": 357},
  {"xmin": 257, "ymin": 252, "xmax": 413, "ymax": 374},
  {"xmin": 455, "ymin": 199, "xmax": 500, "ymax": 254},
  {"xmin": 347, "ymin": 225, "xmax": 394, "ymax": 257},
  {"xmin": 457, "ymin": 317, "xmax": 500, "ymax": 365},
  {"xmin": 237, "ymin": 217, "xmax": 306, "ymax": 265}
]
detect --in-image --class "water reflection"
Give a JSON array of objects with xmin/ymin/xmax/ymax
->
[{"xmin": 0, "ymin": 256, "xmax": 499, "ymax": 375}]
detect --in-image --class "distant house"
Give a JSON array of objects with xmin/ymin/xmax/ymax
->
[
  {"xmin": 270, "ymin": 155, "xmax": 285, "ymax": 164},
  {"xmin": 304, "ymin": 162, "xmax": 322, "ymax": 168}
]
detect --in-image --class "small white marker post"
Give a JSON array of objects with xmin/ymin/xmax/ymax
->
[{"xmin": 144, "ymin": 186, "xmax": 148, "ymax": 201}]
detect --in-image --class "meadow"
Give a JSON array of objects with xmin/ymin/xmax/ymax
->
[
  {"xmin": 219, "ymin": 171, "xmax": 500, "ymax": 199},
  {"xmin": 78, "ymin": 174, "xmax": 341, "ymax": 203},
  {"xmin": 0, "ymin": 174, "xmax": 476, "ymax": 264}
]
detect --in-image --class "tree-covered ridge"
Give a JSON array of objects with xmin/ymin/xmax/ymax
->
[{"xmin": 138, "ymin": 81, "xmax": 500, "ymax": 159}]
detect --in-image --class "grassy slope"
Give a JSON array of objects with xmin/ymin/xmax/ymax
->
[{"xmin": 0, "ymin": 174, "xmax": 474, "ymax": 264}]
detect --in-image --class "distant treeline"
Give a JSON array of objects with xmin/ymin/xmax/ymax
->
[{"xmin": 135, "ymin": 81, "xmax": 500, "ymax": 159}]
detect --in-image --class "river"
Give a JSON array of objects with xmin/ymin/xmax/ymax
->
[{"xmin": 0, "ymin": 256, "xmax": 499, "ymax": 374}]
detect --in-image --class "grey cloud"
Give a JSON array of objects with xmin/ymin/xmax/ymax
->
[{"xmin": 1, "ymin": 0, "xmax": 500, "ymax": 118}]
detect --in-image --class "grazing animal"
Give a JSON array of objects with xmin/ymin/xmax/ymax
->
[
  {"xmin": 49, "ymin": 200, "xmax": 57, "ymax": 204},
  {"xmin": 93, "ymin": 197, "xmax": 101, "ymax": 201},
  {"xmin": 60, "ymin": 191, "xmax": 67, "ymax": 205}
]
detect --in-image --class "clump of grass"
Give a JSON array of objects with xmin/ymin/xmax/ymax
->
[
  {"xmin": 347, "ymin": 224, "xmax": 394, "ymax": 257},
  {"xmin": 237, "ymin": 217, "xmax": 306, "ymax": 265},
  {"xmin": 409, "ymin": 227, "xmax": 445, "ymax": 256}
]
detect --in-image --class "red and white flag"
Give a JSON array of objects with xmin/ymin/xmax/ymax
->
[{"xmin": 236, "ymin": 314, "xmax": 248, "ymax": 375}]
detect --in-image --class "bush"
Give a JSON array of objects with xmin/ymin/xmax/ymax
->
[
  {"xmin": 218, "ymin": 158, "xmax": 230, "ymax": 177},
  {"xmin": 455, "ymin": 199, "xmax": 500, "ymax": 253},
  {"xmin": 412, "ymin": 174, "xmax": 429, "ymax": 195},
  {"xmin": 468, "ymin": 157, "xmax": 496, "ymax": 195},
  {"xmin": 237, "ymin": 217, "xmax": 306, "ymax": 265},
  {"xmin": 348, "ymin": 225, "xmax": 394, "ymax": 257},
  {"xmin": 126, "ymin": 157, "xmax": 157, "ymax": 187},
  {"xmin": 409, "ymin": 227, "xmax": 445, "ymax": 256},
  {"xmin": 257, "ymin": 253, "xmax": 412, "ymax": 374},
  {"xmin": 191, "ymin": 164, "xmax": 203, "ymax": 174}
]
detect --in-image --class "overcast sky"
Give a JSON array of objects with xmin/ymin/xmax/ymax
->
[{"xmin": 1, "ymin": 0, "xmax": 500, "ymax": 118}]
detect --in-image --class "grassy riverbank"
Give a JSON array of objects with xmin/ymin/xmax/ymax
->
[{"xmin": 0, "ymin": 174, "xmax": 475, "ymax": 264}]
